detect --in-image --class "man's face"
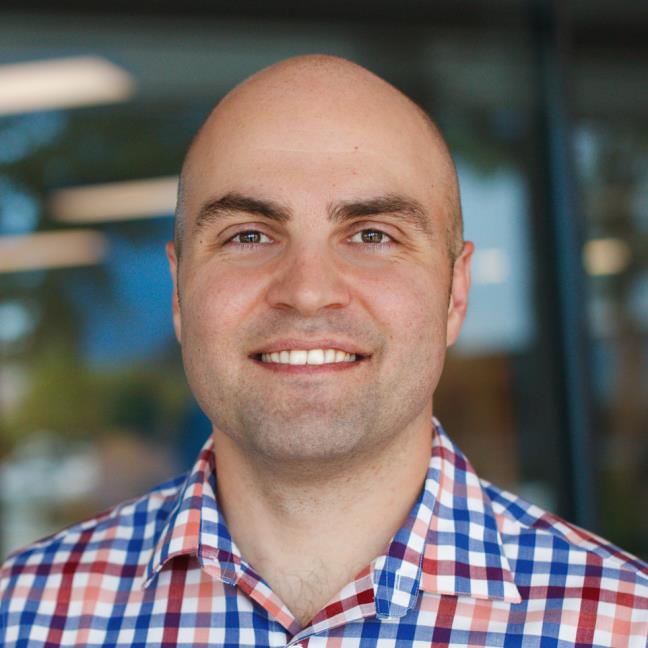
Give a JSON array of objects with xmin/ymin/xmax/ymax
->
[{"xmin": 167, "ymin": 71, "xmax": 472, "ymax": 470}]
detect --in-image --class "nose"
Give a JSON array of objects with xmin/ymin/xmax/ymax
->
[{"xmin": 265, "ymin": 244, "xmax": 351, "ymax": 316}]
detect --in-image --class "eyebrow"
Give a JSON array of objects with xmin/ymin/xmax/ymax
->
[
  {"xmin": 194, "ymin": 193, "xmax": 291, "ymax": 231},
  {"xmin": 329, "ymin": 194, "xmax": 433, "ymax": 238},
  {"xmin": 193, "ymin": 191, "xmax": 434, "ymax": 239}
]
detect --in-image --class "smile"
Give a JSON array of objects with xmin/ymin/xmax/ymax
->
[{"xmin": 260, "ymin": 349, "xmax": 358, "ymax": 365}]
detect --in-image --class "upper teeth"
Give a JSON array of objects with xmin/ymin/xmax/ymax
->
[{"xmin": 260, "ymin": 349, "xmax": 357, "ymax": 365}]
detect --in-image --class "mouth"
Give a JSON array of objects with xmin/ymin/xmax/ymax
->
[
  {"xmin": 249, "ymin": 343, "xmax": 370, "ymax": 373},
  {"xmin": 253, "ymin": 348, "xmax": 367, "ymax": 365}
]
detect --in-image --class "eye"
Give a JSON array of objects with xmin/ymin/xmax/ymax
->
[
  {"xmin": 349, "ymin": 229, "xmax": 393, "ymax": 245},
  {"xmin": 227, "ymin": 230, "xmax": 273, "ymax": 246}
]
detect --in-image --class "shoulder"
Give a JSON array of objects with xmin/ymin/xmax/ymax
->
[
  {"xmin": 482, "ymin": 478, "xmax": 648, "ymax": 601},
  {"xmin": 0, "ymin": 472, "xmax": 186, "ymax": 599}
]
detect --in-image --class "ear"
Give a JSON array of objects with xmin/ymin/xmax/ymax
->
[
  {"xmin": 166, "ymin": 241, "xmax": 182, "ymax": 343},
  {"xmin": 446, "ymin": 241, "xmax": 474, "ymax": 347}
]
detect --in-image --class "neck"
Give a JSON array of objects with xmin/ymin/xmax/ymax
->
[{"xmin": 212, "ymin": 412, "xmax": 433, "ymax": 627}]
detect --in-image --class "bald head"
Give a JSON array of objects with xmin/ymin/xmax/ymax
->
[
  {"xmin": 167, "ymin": 55, "xmax": 474, "ymax": 472},
  {"xmin": 174, "ymin": 54, "xmax": 463, "ymax": 262}
]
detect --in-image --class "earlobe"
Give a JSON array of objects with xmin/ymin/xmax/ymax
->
[
  {"xmin": 446, "ymin": 242, "xmax": 474, "ymax": 347},
  {"xmin": 165, "ymin": 241, "xmax": 182, "ymax": 343}
]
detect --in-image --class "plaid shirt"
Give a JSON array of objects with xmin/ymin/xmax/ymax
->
[{"xmin": 2, "ymin": 420, "xmax": 647, "ymax": 647}]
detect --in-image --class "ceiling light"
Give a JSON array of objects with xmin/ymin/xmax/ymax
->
[
  {"xmin": 583, "ymin": 238, "xmax": 631, "ymax": 276},
  {"xmin": 0, "ymin": 56, "xmax": 135, "ymax": 116},
  {"xmin": 50, "ymin": 176, "xmax": 178, "ymax": 223},
  {"xmin": 0, "ymin": 230, "xmax": 107, "ymax": 273}
]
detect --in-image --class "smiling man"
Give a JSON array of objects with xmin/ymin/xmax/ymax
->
[{"xmin": 1, "ymin": 55, "xmax": 647, "ymax": 647}]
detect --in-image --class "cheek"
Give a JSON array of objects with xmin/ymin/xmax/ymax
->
[
  {"xmin": 365, "ymin": 267, "xmax": 450, "ymax": 405},
  {"xmin": 358, "ymin": 264, "xmax": 449, "ymax": 341},
  {"xmin": 181, "ymin": 265, "xmax": 266, "ymax": 344}
]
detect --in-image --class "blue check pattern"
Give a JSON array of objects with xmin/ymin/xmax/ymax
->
[{"xmin": 2, "ymin": 420, "xmax": 647, "ymax": 646}]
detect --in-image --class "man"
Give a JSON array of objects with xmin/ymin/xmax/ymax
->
[{"xmin": 1, "ymin": 55, "xmax": 646, "ymax": 647}]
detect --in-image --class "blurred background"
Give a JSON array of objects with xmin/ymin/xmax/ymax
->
[{"xmin": 1, "ymin": 0, "xmax": 647, "ymax": 561}]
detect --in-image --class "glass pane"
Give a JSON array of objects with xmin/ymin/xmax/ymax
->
[
  {"xmin": 572, "ymin": 33, "xmax": 648, "ymax": 558},
  {"xmin": 1, "ymin": 9, "xmax": 556, "ymax": 559}
]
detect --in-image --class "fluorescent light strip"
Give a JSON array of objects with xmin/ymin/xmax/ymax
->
[
  {"xmin": 50, "ymin": 176, "xmax": 178, "ymax": 223},
  {"xmin": 0, "ymin": 56, "xmax": 135, "ymax": 116},
  {"xmin": 0, "ymin": 230, "xmax": 107, "ymax": 273}
]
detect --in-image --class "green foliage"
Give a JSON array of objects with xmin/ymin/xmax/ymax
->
[{"xmin": 1, "ymin": 340, "xmax": 188, "ymax": 456}]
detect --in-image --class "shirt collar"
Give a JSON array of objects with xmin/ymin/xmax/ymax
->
[
  {"xmin": 141, "ymin": 436, "xmax": 241, "ymax": 589},
  {"xmin": 142, "ymin": 420, "xmax": 521, "ymax": 612},
  {"xmin": 372, "ymin": 418, "xmax": 521, "ymax": 618}
]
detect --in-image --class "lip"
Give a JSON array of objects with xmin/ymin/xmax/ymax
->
[{"xmin": 249, "ymin": 338, "xmax": 370, "ymax": 357}]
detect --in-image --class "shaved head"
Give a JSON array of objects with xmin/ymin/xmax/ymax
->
[
  {"xmin": 166, "ymin": 52, "xmax": 474, "ymax": 475},
  {"xmin": 174, "ymin": 54, "xmax": 463, "ymax": 263}
]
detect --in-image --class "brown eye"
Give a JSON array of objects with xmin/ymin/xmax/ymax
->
[
  {"xmin": 239, "ymin": 231, "xmax": 261, "ymax": 243},
  {"xmin": 362, "ymin": 230, "xmax": 384, "ymax": 243},
  {"xmin": 230, "ymin": 230, "xmax": 272, "ymax": 245},
  {"xmin": 350, "ymin": 229, "xmax": 393, "ymax": 245}
]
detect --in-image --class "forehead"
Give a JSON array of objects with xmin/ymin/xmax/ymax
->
[{"xmin": 182, "ymin": 76, "xmax": 450, "ymax": 219}]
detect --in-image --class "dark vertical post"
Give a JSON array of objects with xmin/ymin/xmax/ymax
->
[{"xmin": 530, "ymin": 0, "xmax": 598, "ymax": 530}]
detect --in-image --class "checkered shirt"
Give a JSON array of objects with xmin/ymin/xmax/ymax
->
[{"xmin": 2, "ymin": 420, "xmax": 647, "ymax": 647}]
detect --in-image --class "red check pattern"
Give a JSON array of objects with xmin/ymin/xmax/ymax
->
[{"xmin": 2, "ymin": 420, "xmax": 647, "ymax": 647}]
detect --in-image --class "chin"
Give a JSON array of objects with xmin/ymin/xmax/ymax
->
[{"xmin": 241, "ymin": 414, "xmax": 374, "ymax": 464}]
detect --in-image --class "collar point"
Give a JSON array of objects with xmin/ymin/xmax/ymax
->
[
  {"xmin": 375, "ymin": 606, "xmax": 410, "ymax": 620},
  {"xmin": 503, "ymin": 586, "xmax": 523, "ymax": 606}
]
